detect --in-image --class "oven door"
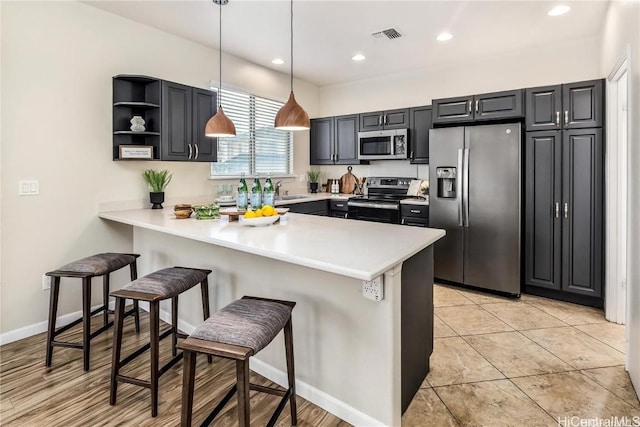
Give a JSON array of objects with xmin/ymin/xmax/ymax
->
[{"xmin": 347, "ymin": 201, "xmax": 400, "ymax": 224}]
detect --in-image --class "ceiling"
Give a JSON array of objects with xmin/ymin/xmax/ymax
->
[{"xmin": 85, "ymin": 0, "xmax": 609, "ymax": 87}]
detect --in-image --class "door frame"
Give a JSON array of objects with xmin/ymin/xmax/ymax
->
[{"xmin": 605, "ymin": 45, "xmax": 630, "ymax": 327}]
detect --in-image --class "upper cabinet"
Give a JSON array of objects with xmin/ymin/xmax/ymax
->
[
  {"xmin": 310, "ymin": 114, "xmax": 362, "ymax": 165},
  {"xmin": 525, "ymin": 79, "xmax": 603, "ymax": 131},
  {"xmin": 432, "ymin": 89, "xmax": 524, "ymax": 124},
  {"xmin": 408, "ymin": 105, "xmax": 432, "ymax": 164},
  {"xmin": 161, "ymin": 81, "xmax": 217, "ymax": 162},
  {"xmin": 113, "ymin": 75, "xmax": 216, "ymax": 162},
  {"xmin": 359, "ymin": 108, "xmax": 409, "ymax": 131}
]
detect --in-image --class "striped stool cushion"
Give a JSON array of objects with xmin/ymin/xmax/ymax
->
[
  {"xmin": 191, "ymin": 299, "xmax": 292, "ymax": 354},
  {"xmin": 56, "ymin": 253, "xmax": 138, "ymax": 276},
  {"xmin": 121, "ymin": 267, "xmax": 209, "ymax": 299}
]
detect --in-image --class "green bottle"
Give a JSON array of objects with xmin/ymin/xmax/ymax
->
[
  {"xmin": 237, "ymin": 173, "xmax": 248, "ymax": 210},
  {"xmin": 263, "ymin": 173, "xmax": 275, "ymax": 206},
  {"xmin": 251, "ymin": 175, "xmax": 262, "ymax": 209}
]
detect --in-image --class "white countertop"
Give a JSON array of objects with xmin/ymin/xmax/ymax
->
[
  {"xmin": 273, "ymin": 192, "xmax": 351, "ymax": 205},
  {"xmin": 99, "ymin": 208, "xmax": 444, "ymax": 281}
]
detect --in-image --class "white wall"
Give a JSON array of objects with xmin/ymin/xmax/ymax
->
[
  {"xmin": 0, "ymin": 1, "xmax": 319, "ymax": 336},
  {"xmin": 316, "ymin": 36, "xmax": 601, "ymax": 181},
  {"xmin": 598, "ymin": 0, "xmax": 640, "ymax": 391}
]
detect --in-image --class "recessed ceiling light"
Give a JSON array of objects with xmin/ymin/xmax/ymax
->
[
  {"xmin": 548, "ymin": 5, "xmax": 570, "ymax": 16},
  {"xmin": 436, "ymin": 32, "xmax": 453, "ymax": 42},
  {"xmin": 352, "ymin": 54, "xmax": 366, "ymax": 61},
  {"xmin": 272, "ymin": 58, "xmax": 285, "ymax": 65}
]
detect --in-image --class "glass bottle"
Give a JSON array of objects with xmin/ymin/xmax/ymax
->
[
  {"xmin": 236, "ymin": 173, "xmax": 248, "ymax": 210},
  {"xmin": 251, "ymin": 174, "xmax": 262, "ymax": 209},
  {"xmin": 263, "ymin": 173, "xmax": 275, "ymax": 206}
]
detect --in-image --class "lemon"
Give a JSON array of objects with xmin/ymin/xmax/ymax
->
[
  {"xmin": 255, "ymin": 209, "xmax": 263, "ymax": 217},
  {"xmin": 262, "ymin": 206, "xmax": 274, "ymax": 216},
  {"xmin": 244, "ymin": 211, "xmax": 256, "ymax": 219}
]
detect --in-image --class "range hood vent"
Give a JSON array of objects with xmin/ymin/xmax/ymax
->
[{"xmin": 372, "ymin": 28, "xmax": 403, "ymax": 40}]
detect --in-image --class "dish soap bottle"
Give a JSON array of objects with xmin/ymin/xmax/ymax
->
[
  {"xmin": 263, "ymin": 173, "xmax": 275, "ymax": 207},
  {"xmin": 251, "ymin": 175, "xmax": 262, "ymax": 209},
  {"xmin": 237, "ymin": 173, "xmax": 248, "ymax": 210}
]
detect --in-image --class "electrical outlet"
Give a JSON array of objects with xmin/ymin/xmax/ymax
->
[
  {"xmin": 42, "ymin": 274, "xmax": 52, "ymax": 291},
  {"xmin": 362, "ymin": 276, "xmax": 384, "ymax": 301}
]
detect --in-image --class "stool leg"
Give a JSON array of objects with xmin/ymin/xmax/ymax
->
[
  {"xmin": 45, "ymin": 276, "xmax": 60, "ymax": 367},
  {"xmin": 150, "ymin": 301, "xmax": 160, "ymax": 417},
  {"xmin": 82, "ymin": 277, "xmax": 92, "ymax": 371},
  {"xmin": 200, "ymin": 279, "xmax": 212, "ymax": 364},
  {"xmin": 236, "ymin": 359, "xmax": 250, "ymax": 427},
  {"xmin": 284, "ymin": 318, "xmax": 298, "ymax": 426},
  {"xmin": 103, "ymin": 274, "xmax": 110, "ymax": 327},
  {"xmin": 130, "ymin": 261, "xmax": 140, "ymax": 333},
  {"xmin": 110, "ymin": 297, "xmax": 126, "ymax": 405},
  {"xmin": 171, "ymin": 296, "xmax": 179, "ymax": 357},
  {"xmin": 180, "ymin": 350, "xmax": 197, "ymax": 427}
]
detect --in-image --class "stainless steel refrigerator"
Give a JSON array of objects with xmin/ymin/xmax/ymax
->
[{"xmin": 429, "ymin": 123, "xmax": 521, "ymax": 296}]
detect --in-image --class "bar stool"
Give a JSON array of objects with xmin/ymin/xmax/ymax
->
[
  {"xmin": 45, "ymin": 252, "xmax": 141, "ymax": 371},
  {"xmin": 178, "ymin": 296, "xmax": 297, "ymax": 427},
  {"xmin": 109, "ymin": 266, "xmax": 212, "ymax": 417}
]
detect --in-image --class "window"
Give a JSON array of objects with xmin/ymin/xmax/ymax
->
[{"xmin": 210, "ymin": 88, "xmax": 292, "ymax": 177}]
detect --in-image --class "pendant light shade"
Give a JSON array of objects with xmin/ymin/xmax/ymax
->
[
  {"xmin": 275, "ymin": 0, "xmax": 310, "ymax": 131},
  {"xmin": 206, "ymin": 0, "xmax": 236, "ymax": 138}
]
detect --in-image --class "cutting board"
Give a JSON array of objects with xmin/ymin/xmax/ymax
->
[{"xmin": 340, "ymin": 166, "xmax": 358, "ymax": 194}]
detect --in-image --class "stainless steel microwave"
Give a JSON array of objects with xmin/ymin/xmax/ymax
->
[{"xmin": 358, "ymin": 129, "xmax": 409, "ymax": 160}]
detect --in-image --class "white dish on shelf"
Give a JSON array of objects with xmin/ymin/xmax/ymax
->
[
  {"xmin": 215, "ymin": 198, "xmax": 236, "ymax": 206},
  {"xmin": 239, "ymin": 215, "xmax": 280, "ymax": 227}
]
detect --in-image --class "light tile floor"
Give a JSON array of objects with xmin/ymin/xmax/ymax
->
[{"xmin": 403, "ymin": 284, "xmax": 640, "ymax": 426}]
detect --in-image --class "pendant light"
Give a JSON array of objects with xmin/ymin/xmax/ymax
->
[
  {"xmin": 274, "ymin": 0, "xmax": 310, "ymax": 131},
  {"xmin": 206, "ymin": 0, "xmax": 236, "ymax": 137}
]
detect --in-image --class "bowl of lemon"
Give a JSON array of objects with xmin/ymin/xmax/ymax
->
[{"xmin": 239, "ymin": 205, "xmax": 281, "ymax": 226}]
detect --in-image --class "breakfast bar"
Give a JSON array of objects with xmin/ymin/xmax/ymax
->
[{"xmin": 99, "ymin": 208, "xmax": 445, "ymax": 426}]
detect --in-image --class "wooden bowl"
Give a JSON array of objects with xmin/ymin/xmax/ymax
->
[
  {"xmin": 174, "ymin": 208, "xmax": 192, "ymax": 219},
  {"xmin": 174, "ymin": 204, "xmax": 192, "ymax": 211}
]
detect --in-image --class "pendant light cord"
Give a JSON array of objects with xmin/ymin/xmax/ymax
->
[
  {"xmin": 218, "ymin": 1, "xmax": 223, "ymax": 108},
  {"xmin": 290, "ymin": 0, "xmax": 293, "ymax": 92}
]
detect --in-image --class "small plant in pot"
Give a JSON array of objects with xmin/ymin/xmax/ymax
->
[
  {"xmin": 142, "ymin": 169, "xmax": 172, "ymax": 209},
  {"xmin": 307, "ymin": 169, "xmax": 321, "ymax": 193}
]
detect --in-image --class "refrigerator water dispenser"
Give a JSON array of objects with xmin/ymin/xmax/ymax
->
[{"xmin": 436, "ymin": 167, "xmax": 457, "ymax": 198}]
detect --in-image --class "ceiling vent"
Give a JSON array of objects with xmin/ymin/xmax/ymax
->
[{"xmin": 372, "ymin": 28, "xmax": 403, "ymax": 40}]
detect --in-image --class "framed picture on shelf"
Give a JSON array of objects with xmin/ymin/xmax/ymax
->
[{"xmin": 119, "ymin": 145, "xmax": 153, "ymax": 160}]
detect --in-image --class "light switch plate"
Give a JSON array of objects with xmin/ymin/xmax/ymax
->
[
  {"xmin": 19, "ymin": 180, "xmax": 39, "ymax": 195},
  {"xmin": 362, "ymin": 276, "xmax": 384, "ymax": 301}
]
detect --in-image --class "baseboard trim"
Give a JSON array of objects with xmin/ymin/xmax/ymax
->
[{"xmin": 1, "ymin": 303, "xmax": 384, "ymax": 426}]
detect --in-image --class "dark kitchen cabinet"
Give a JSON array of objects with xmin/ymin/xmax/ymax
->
[
  {"xmin": 408, "ymin": 105, "xmax": 432, "ymax": 164},
  {"xmin": 359, "ymin": 108, "xmax": 409, "ymax": 131},
  {"xmin": 525, "ymin": 79, "xmax": 603, "ymax": 131},
  {"xmin": 329, "ymin": 199, "xmax": 349, "ymax": 218},
  {"xmin": 401, "ymin": 204, "xmax": 429, "ymax": 227},
  {"xmin": 281, "ymin": 200, "xmax": 328, "ymax": 216},
  {"xmin": 524, "ymin": 128, "xmax": 603, "ymax": 301},
  {"xmin": 161, "ymin": 81, "xmax": 217, "ymax": 162},
  {"xmin": 433, "ymin": 89, "xmax": 523, "ymax": 124},
  {"xmin": 112, "ymin": 75, "xmax": 161, "ymax": 160},
  {"xmin": 310, "ymin": 114, "xmax": 362, "ymax": 165}
]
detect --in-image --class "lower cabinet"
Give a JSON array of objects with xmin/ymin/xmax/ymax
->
[{"xmin": 525, "ymin": 128, "xmax": 603, "ymax": 303}]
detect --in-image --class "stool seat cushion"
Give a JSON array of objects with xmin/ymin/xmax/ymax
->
[
  {"xmin": 121, "ymin": 267, "xmax": 209, "ymax": 299},
  {"xmin": 56, "ymin": 253, "xmax": 138, "ymax": 276},
  {"xmin": 191, "ymin": 299, "xmax": 292, "ymax": 354}
]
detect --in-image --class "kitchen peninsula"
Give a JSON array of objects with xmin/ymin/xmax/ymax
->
[{"xmin": 99, "ymin": 207, "xmax": 445, "ymax": 426}]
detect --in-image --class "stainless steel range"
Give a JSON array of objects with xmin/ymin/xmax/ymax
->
[{"xmin": 347, "ymin": 177, "xmax": 425, "ymax": 224}]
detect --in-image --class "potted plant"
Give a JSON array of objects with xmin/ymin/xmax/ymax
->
[
  {"xmin": 307, "ymin": 169, "xmax": 321, "ymax": 193},
  {"xmin": 142, "ymin": 169, "xmax": 172, "ymax": 209}
]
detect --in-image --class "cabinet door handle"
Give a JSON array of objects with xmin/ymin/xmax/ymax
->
[
  {"xmin": 410, "ymin": 209, "xmax": 421, "ymax": 214},
  {"xmin": 378, "ymin": 115, "xmax": 382, "ymax": 126},
  {"xmin": 555, "ymin": 202, "xmax": 559, "ymax": 218},
  {"xmin": 188, "ymin": 144, "xmax": 193, "ymax": 159},
  {"xmin": 475, "ymin": 100, "xmax": 479, "ymax": 115},
  {"xmin": 336, "ymin": 153, "xmax": 339, "ymax": 162},
  {"xmin": 468, "ymin": 100, "xmax": 472, "ymax": 115},
  {"xmin": 384, "ymin": 115, "xmax": 388, "ymax": 126},
  {"xmin": 194, "ymin": 144, "xmax": 199, "ymax": 159},
  {"xmin": 410, "ymin": 151, "xmax": 414, "ymax": 160},
  {"xmin": 564, "ymin": 110, "xmax": 569, "ymax": 126},
  {"xmin": 556, "ymin": 112, "xmax": 560, "ymax": 126},
  {"xmin": 336, "ymin": 203, "xmax": 344, "ymax": 207},
  {"xmin": 564, "ymin": 202, "xmax": 568, "ymax": 219},
  {"xmin": 401, "ymin": 218, "xmax": 406, "ymax": 225}
]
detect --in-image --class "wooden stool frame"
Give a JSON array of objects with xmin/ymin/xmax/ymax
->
[
  {"xmin": 178, "ymin": 296, "xmax": 297, "ymax": 427},
  {"xmin": 45, "ymin": 255, "xmax": 141, "ymax": 372},
  {"xmin": 109, "ymin": 267, "xmax": 211, "ymax": 417}
]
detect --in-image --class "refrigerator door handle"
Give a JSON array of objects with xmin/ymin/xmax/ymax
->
[
  {"xmin": 457, "ymin": 148, "xmax": 464, "ymax": 226},
  {"xmin": 463, "ymin": 148, "xmax": 470, "ymax": 227}
]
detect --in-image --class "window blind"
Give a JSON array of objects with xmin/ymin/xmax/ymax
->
[{"xmin": 211, "ymin": 88, "xmax": 292, "ymax": 177}]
